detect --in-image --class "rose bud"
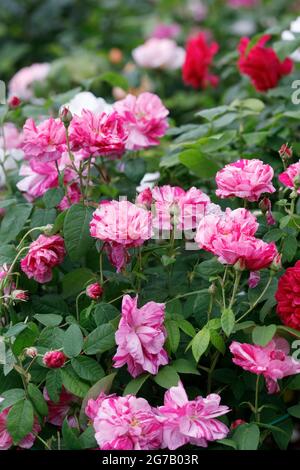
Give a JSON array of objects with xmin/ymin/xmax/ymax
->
[
  {"xmin": 231, "ymin": 419, "xmax": 246, "ymax": 430},
  {"xmin": 279, "ymin": 143, "xmax": 293, "ymax": 160},
  {"xmin": 86, "ymin": 282, "xmax": 103, "ymax": 300},
  {"xmin": 271, "ymin": 253, "xmax": 282, "ymax": 273},
  {"xmin": 8, "ymin": 96, "xmax": 21, "ymax": 108},
  {"xmin": 25, "ymin": 347, "xmax": 38, "ymax": 358},
  {"xmin": 11, "ymin": 290, "xmax": 29, "ymax": 301},
  {"xmin": 59, "ymin": 106, "xmax": 73, "ymax": 127},
  {"xmin": 136, "ymin": 188, "xmax": 153, "ymax": 208},
  {"xmin": 43, "ymin": 350, "xmax": 66, "ymax": 369}
]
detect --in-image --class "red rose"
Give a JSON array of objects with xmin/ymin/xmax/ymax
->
[
  {"xmin": 237, "ymin": 35, "xmax": 293, "ymax": 92},
  {"xmin": 43, "ymin": 350, "xmax": 66, "ymax": 368},
  {"xmin": 275, "ymin": 261, "xmax": 300, "ymax": 330},
  {"xmin": 182, "ymin": 33, "xmax": 219, "ymax": 89}
]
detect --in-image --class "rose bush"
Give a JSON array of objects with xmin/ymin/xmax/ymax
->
[{"xmin": 0, "ymin": 0, "xmax": 300, "ymax": 452}]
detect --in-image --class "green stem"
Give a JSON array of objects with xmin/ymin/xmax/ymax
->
[
  {"xmin": 229, "ymin": 270, "xmax": 242, "ymax": 310},
  {"xmin": 254, "ymin": 375, "xmax": 261, "ymax": 423},
  {"xmin": 75, "ymin": 291, "xmax": 86, "ymax": 322},
  {"xmin": 237, "ymin": 275, "xmax": 272, "ymax": 323}
]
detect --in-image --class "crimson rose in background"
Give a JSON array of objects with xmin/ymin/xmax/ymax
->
[
  {"xmin": 21, "ymin": 234, "xmax": 65, "ymax": 283},
  {"xmin": 182, "ymin": 32, "xmax": 219, "ymax": 89},
  {"xmin": 276, "ymin": 261, "xmax": 300, "ymax": 330},
  {"xmin": 237, "ymin": 35, "xmax": 293, "ymax": 91}
]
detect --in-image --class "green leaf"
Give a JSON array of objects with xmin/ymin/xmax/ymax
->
[
  {"xmin": 62, "ymin": 268, "xmax": 96, "ymax": 298},
  {"xmin": 99, "ymin": 71, "xmax": 129, "ymax": 90},
  {"xmin": 32, "ymin": 294, "xmax": 69, "ymax": 316},
  {"xmin": 221, "ymin": 308, "xmax": 235, "ymax": 337},
  {"xmin": 30, "ymin": 207, "xmax": 56, "ymax": 232},
  {"xmin": 63, "ymin": 324, "xmax": 84, "ymax": 358},
  {"xmin": 0, "ymin": 389, "xmax": 25, "ymax": 412},
  {"xmin": 123, "ymin": 374, "xmax": 150, "ymax": 396},
  {"xmin": 62, "ymin": 419, "xmax": 82, "ymax": 450},
  {"xmin": 38, "ymin": 327, "xmax": 65, "ymax": 349},
  {"xmin": 217, "ymin": 438, "xmax": 237, "ymax": 449},
  {"xmin": 192, "ymin": 328, "xmax": 210, "ymax": 362},
  {"xmin": 34, "ymin": 314, "xmax": 63, "ymax": 327},
  {"xmin": 287, "ymin": 404, "xmax": 300, "ymax": 418},
  {"xmin": 282, "ymin": 235, "xmax": 298, "ymax": 262},
  {"xmin": 179, "ymin": 150, "xmax": 220, "ymax": 178},
  {"xmin": 78, "ymin": 426, "xmax": 97, "ymax": 449},
  {"xmin": 233, "ymin": 423, "xmax": 260, "ymax": 450},
  {"xmin": 124, "ymin": 159, "xmax": 146, "ymax": 183},
  {"xmin": 7, "ymin": 400, "xmax": 34, "ymax": 444},
  {"xmin": 12, "ymin": 322, "xmax": 39, "ymax": 356},
  {"xmin": 63, "ymin": 204, "xmax": 94, "ymax": 261},
  {"xmin": 79, "ymin": 373, "xmax": 116, "ymax": 428},
  {"xmin": 195, "ymin": 258, "xmax": 224, "ymax": 278},
  {"xmin": 5, "ymin": 323, "xmax": 27, "ymax": 338},
  {"xmin": 61, "ymin": 367, "xmax": 90, "ymax": 398},
  {"xmin": 165, "ymin": 320, "xmax": 180, "ymax": 353},
  {"xmin": 210, "ymin": 330, "xmax": 226, "ymax": 354},
  {"xmin": 172, "ymin": 358, "xmax": 200, "ymax": 375},
  {"xmin": 71, "ymin": 356, "xmax": 105, "ymax": 382},
  {"xmin": 252, "ymin": 324, "xmax": 277, "ymax": 346},
  {"xmin": 93, "ymin": 303, "xmax": 119, "ymax": 326},
  {"xmin": 177, "ymin": 319, "xmax": 196, "ymax": 338},
  {"xmin": 263, "ymin": 229, "xmax": 284, "ymax": 242},
  {"xmin": 0, "ymin": 244, "xmax": 16, "ymax": 265},
  {"xmin": 43, "ymin": 188, "xmax": 64, "ymax": 209},
  {"xmin": 0, "ymin": 203, "xmax": 32, "ymax": 244},
  {"xmin": 153, "ymin": 366, "xmax": 180, "ymax": 389},
  {"xmin": 27, "ymin": 383, "xmax": 48, "ymax": 416},
  {"xmin": 45, "ymin": 369, "xmax": 63, "ymax": 403},
  {"xmin": 83, "ymin": 323, "xmax": 115, "ymax": 355}
]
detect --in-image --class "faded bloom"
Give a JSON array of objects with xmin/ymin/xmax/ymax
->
[
  {"xmin": 8, "ymin": 63, "xmax": 50, "ymax": 100},
  {"xmin": 43, "ymin": 350, "xmax": 66, "ymax": 369},
  {"xmin": 64, "ymin": 91, "xmax": 113, "ymax": 117},
  {"xmin": 69, "ymin": 110, "xmax": 127, "ymax": 158},
  {"xmin": 22, "ymin": 117, "xmax": 67, "ymax": 163},
  {"xmin": 182, "ymin": 33, "xmax": 219, "ymax": 89},
  {"xmin": 0, "ymin": 401, "xmax": 41, "ymax": 450},
  {"xmin": 114, "ymin": 93, "xmax": 169, "ymax": 150},
  {"xmin": 86, "ymin": 393, "xmax": 162, "ymax": 450},
  {"xmin": 44, "ymin": 388, "xmax": 78, "ymax": 427},
  {"xmin": 248, "ymin": 271, "xmax": 260, "ymax": 288},
  {"xmin": 150, "ymin": 23, "xmax": 181, "ymax": 40},
  {"xmin": 237, "ymin": 35, "xmax": 293, "ymax": 92},
  {"xmin": 20, "ymin": 234, "xmax": 65, "ymax": 283},
  {"xmin": 230, "ymin": 338, "xmax": 300, "ymax": 393},
  {"xmin": 215, "ymin": 159, "xmax": 275, "ymax": 202},
  {"xmin": 113, "ymin": 295, "xmax": 168, "ymax": 377},
  {"xmin": 11, "ymin": 289, "xmax": 28, "ymax": 301},
  {"xmin": 0, "ymin": 123, "xmax": 24, "ymax": 187},
  {"xmin": 86, "ymin": 282, "xmax": 103, "ymax": 300},
  {"xmin": 132, "ymin": 38, "xmax": 185, "ymax": 70},
  {"xmin": 278, "ymin": 161, "xmax": 300, "ymax": 194},
  {"xmin": 275, "ymin": 261, "xmax": 300, "ymax": 330},
  {"xmin": 157, "ymin": 381, "xmax": 230, "ymax": 450}
]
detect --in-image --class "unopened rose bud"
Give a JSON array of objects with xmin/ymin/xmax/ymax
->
[
  {"xmin": 248, "ymin": 271, "xmax": 260, "ymax": 289},
  {"xmin": 59, "ymin": 106, "xmax": 73, "ymax": 127},
  {"xmin": 8, "ymin": 96, "xmax": 21, "ymax": 108},
  {"xmin": 43, "ymin": 350, "xmax": 66, "ymax": 369},
  {"xmin": 86, "ymin": 282, "xmax": 103, "ymax": 300},
  {"xmin": 108, "ymin": 48, "xmax": 123, "ymax": 64},
  {"xmin": 11, "ymin": 290, "xmax": 28, "ymax": 301},
  {"xmin": 293, "ymin": 174, "xmax": 300, "ymax": 190},
  {"xmin": 231, "ymin": 419, "xmax": 246, "ymax": 430},
  {"xmin": 234, "ymin": 258, "xmax": 246, "ymax": 271},
  {"xmin": 279, "ymin": 143, "xmax": 293, "ymax": 160},
  {"xmin": 42, "ymin": 224, "xmax": 54, "ymax": 235},
  {"xmin": 259, "ymin": 197, "xmax": 271, "ymax": 215},
  {"xmin": 208, "ymin": 282, "xmax": 216, "ymax": 295},
  {"xmin": 271, "ymin": 253, "xmax": 282, "ymax": 272},
  {"xmin": 25, "ymin": 347, "xmax": 38, "ymax": 358}
]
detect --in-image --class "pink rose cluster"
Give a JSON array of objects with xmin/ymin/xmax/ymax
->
[
  {"xmin": 86, "ymin": 381, "xmax": 229, "ymax": 450},
  {"xmin": 230, "ymin": 338, "xmax": 300, "ymax": 394},
  {"xmin": 279, "ymin": 161, "xmax": 300, "ymax": 193},
  {"xmin": 113, "ymin": 295, "xmax": 168, "ymax": 377},
  {"xmin": 195, "ymin": 207, "xmax": 278, "ymax": 271},
  {"xmin": 215, "ymin": 159, "xmax": 275, "ymax": 202},
  {"xmin": 137, "ymin": 184, "xmax": 211, "ymax": 231},
  {"xmin": 90, "ymin": 200, "xmax": 152, "ymax": 272},
  {"xmin": 20, "ymin": 234, "xmax": 65, "ymax": 283}
]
